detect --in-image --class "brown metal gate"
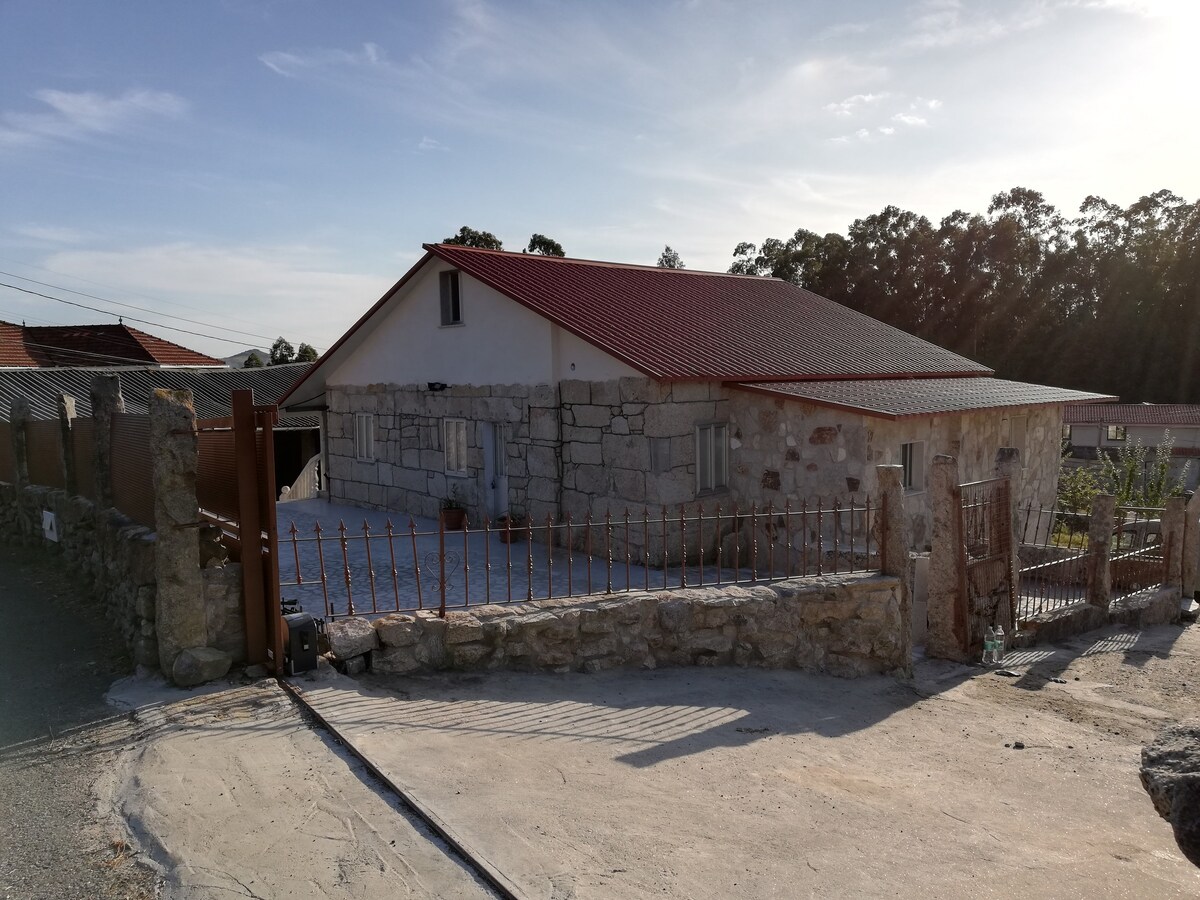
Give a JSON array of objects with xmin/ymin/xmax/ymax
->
[
  {"xmin": 956, "ymin": 477, "xmax": 1016, "ymax": 656},
  {"xmin": 197, "ymin": 390, "xmax": 283, "ymax": 671}
]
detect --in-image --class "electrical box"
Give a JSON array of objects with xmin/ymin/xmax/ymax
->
[{"xmin": 283, "ymin": 612, "xmax": 319, "ymax": 675}]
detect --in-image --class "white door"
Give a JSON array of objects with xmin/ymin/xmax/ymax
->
[{"xmin": 481, "ymin": 423, "xmax": 509, "ymax": 521}]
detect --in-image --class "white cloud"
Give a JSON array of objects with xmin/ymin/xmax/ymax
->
[
  {"xmin": 9, "ymin": 224, "xmax": 94, "ymax": 244},
  {"xmin": 855, "ymin": 128, "xmax": 871, "ymax": 140},
  {"xmin": 878, "ymin": 126, "xmax": 896, "ymax": 135},
  {"xmin": 824, "ymin": 92, "xmax": 889, "ymax": 116},
  {"xmin": 0, "ymin": 88, "xmax": 186, "ymax": 149},
  {"xmin": 417, "ymin": 135, "xmax": 446, "ymax": 151},
  {"xmin": 892, "ymin": 112, "xmax": 928, "ymax": 126},
  {"xmin": 259, "ymin": 42, "xmax": 386, "ymax": 77}
]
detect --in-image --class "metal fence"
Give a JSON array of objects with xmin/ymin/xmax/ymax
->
[
  {"xmin": 1111, "ymin": 505, "xmax": 1168, "ymax": 598},
  {"xmin": 280, "ymin": 498, "xmax": 885, "ymax": 619},
  {"xmin": 1016, "ymin": 502, "xmax": 1170, "ymax": 620},
  {"xmin": 1016, "ymin": 503, "xmax": 1088, "ymax": 619}
]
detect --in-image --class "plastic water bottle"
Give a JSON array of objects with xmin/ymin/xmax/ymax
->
[
  {"xmin": 983, "ymin": 625, "xmax": 996, "ymax": 665},
  {"xmin": 993, "ymin": 624, "xmax": 1005, "ymax": 663}
]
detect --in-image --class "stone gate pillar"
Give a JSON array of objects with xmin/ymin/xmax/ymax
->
[
  {"xmin": 1087, "ymin": 494, "xmax": 1115, "ymax": 609},
  {"xmin": 876, "ymin": 464, "xmax": 912, "ymax": 673},
  {"xmin": 8, "ymin": 396, "xmax": 30, "ymax": 489},
  {"xmin": 1184, "ymin": 492, "xmax": 1200, "ymax": 600},
  {"xmin": 926, "ymin": 454, "xmax": 966, "ymax": 662},
  {"xmin": 149, "ymin": 388, "xmax": 208, "ymax": 677},
  {"xmin": 89, "ymin": 374, "xmax": 124, "ymax": 509},
  {"xmin": 1164, "ymin": 496, "xmax": 1186, "ymax": 595},
  {"xmin": 57, "ymin": 393, "xmax": 77, "ymax": 496}
]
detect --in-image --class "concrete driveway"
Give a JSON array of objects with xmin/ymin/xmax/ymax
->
[{"xmin": 292, "ymin": 625, "xmax": 1200, "ymax": 899}]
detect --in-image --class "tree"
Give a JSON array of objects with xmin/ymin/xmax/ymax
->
[
  {"xmin": 269, "ymin": 337, "xmax": 295, "ymax": 366},
  {"xmin": 242, "ymin": 351, "xmax": 263, "ymax": 369},
  {"xmin": 525, "ymin": 234, "xmax": 565, "ymax": 257},
  {"xmin": 657, "ymin": 246, "xmax": 685, "ymax": 269},
  {"xmin": 295, "ymin": 343, "xmax": 319, "ymax": 363},
  {"xmin": 443, "ymin": 226, "xmax": 503, "ymax": 250}
]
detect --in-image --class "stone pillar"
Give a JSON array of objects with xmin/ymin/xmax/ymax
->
[
  {"xmin": 149, "ymin": 388, "xmax": 207, "ymax": 676},
  {"xmin": 1183, "ymin": 493, "xmax": 1200, "ymax": 600},
  {"xmin": 877, "ymin": 464, "xmax": 912, "ymax": 673},
  {"xmin": 89, "ymin": 375, "xmax": 124, "ymax": 509},
  {"xmin": 8, "ymin": 396, "xmax": 30, "ymax": 488},
  {"xmin": 57, "ymin": 393, "xmax": 77, "ymax": 496},
  {"xmin": 1087, "ymin": 494, "xmax": 1115, "ymax": 609},
  {"xmin": 994, "ymin": 448, "xmax": 1022, "ymax": 632},
  {"xmin": 1164, "ymin": 496, "xmax": 1186, "ymax": 595},
  {"xmin": 926, "ymin": 454, "xmax": 967, "ymax": 662}
]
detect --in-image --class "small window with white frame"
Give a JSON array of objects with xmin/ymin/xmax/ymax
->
[
  {"xmin": 444, "ymin": 418, "xmax": 468, "ymax": 475},
  {"xmin": 696, "ymin": 423, "xmax": 728, "ymax": 493},
  {"xmin": 354, "ymin": 413, "xmax": 375, "ymax": 461},
  {"xmin": 1106, "ymin": 425, "xmax": 1127, "ymax": 442},
  {"xmin": 901, "ymin": 440, "xmax": 926, "ymax": 492},
  {"xmin": 440, "ymin": 270, "xmax": 462, "ymax": 326}
]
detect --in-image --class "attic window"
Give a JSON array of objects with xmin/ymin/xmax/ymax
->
[{"xmin": 440, "ymin": 271, "xmax": 462, "ymax": 326}]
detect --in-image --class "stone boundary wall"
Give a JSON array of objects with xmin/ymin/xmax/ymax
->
[
  {"xmin": 324, "ymin": 571, "xmax": 906, "ymax": 679},
  {"xmin": 0, "ymin": 481, "xmax": 160, "ymax": 666}
]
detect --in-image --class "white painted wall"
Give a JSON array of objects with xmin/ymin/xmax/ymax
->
[{"xmin": 327, "ymin": 262, "xmax": 638, "ymax": 388}]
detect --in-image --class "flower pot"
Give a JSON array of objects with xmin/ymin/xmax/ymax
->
[{"xmin": 440, "ymin": 507, "xmax": 467, "ymax": 531}]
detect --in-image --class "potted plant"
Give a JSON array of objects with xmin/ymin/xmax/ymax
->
[
  {"xmin": 494, "ymin": 513, "xmax": 525, "ymax": 543},
  {"xmin": 440, "ymin": 488, "xmax": 467, "ymax": 531}
]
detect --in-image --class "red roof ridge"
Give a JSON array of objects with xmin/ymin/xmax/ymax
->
[{"xmin": 423, "ymin": 243, "xmax": 773, "ymax": 280}]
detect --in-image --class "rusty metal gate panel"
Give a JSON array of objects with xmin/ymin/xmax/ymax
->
[{"xmin": 958, "ymin": 477, "xmax": 1016, "ymax": 655}]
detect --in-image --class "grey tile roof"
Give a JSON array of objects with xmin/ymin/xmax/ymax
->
[
  {"xmin": 736, "ymin": 377, "xmax": 1116, "ymax": 420},
  {"xmin": 0, "ymin": 363, "xmax": 316, "ymax": 427}
]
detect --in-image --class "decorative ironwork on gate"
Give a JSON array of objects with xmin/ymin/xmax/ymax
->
[{"xmin": 957, "ymin": 477, "xmax": 1016, "ymax": 653}]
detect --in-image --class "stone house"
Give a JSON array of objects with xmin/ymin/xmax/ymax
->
[{"xmin": 280, "ymin": 244, "xmax": 1112, "ymax": 550}]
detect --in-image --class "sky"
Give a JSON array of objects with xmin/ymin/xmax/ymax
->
[{"xmin": 0, "ymin": 0, "xmax": 1197, "ymax": 359}]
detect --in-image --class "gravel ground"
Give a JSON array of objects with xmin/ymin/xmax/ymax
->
[{"xmin": 0, "ymin": 541, "xmax": 159, "ymax": 900}]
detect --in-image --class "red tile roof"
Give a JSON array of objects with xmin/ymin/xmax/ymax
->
[
  {"xmin": 739, "ymin": 378, "xmax": 1115, "ymax": 420},
  {"xmin": 0, "ymin": 321, "xmax": 224, "ymax": 368},
  {"xmin": 427, "ymin": 244, "xmax": 993, "ymax": 381},
  {"xmin": 1063, "ymin": 404, "xmax": 1200, "ymax": 427}
]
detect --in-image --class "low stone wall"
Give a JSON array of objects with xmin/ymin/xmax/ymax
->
[
  {"xmin": 324, "ymin": 571, "xmax": 906, "ymax": 679},
  {"xmin": 1013, "ymin": 588, "xmax": 1181, "ymax": 647},
  {"xmin": 0, "ymin": 480, "xmax": 247, "ymax": 669},
  {"xmin": 0, "ymin": 481, "xmax": 158, "ymax": 666}
]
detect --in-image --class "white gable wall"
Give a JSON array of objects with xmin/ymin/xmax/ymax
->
[{"xmin": 327, "ymin": 263, "xmax": 638, "ymax": 388}]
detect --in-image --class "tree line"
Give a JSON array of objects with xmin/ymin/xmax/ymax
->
[
  {"xmin": 243, "ymin": 337, "xmax": 318, "ymax": 368},
  {"xmin": 729, "ymin": 188, "xmax": 1200, "ymax": 403}
]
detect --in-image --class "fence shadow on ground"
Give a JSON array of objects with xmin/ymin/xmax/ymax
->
[{"xmin": 302, "ymin": 665, "xmax": 974, "ymax": 771}]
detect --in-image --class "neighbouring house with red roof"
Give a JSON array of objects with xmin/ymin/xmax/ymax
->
[
  {"xmin": 1065, "ymin": 403, "xmax": 1200, "ymax": 490},
  {"xmin": 281, "ymin": 244, "xmax": 1114, "ymax": 548},
  {"xmin": 0, "ymin": 320, "xmax": 225, "ymax": 369}
]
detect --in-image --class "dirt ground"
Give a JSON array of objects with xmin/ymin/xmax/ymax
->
[{"xmin": 291, "ymin": 622, "xmax": 1200, "ymax": 899}]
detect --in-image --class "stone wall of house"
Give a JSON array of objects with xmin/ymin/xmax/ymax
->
[
  {"xmin": 323, "ymin": 571, "xmax": 905, "ymax": 679},
  {"xmin": 326, "ymin": 378, "xmax": 1062, "ymax": 555},
  {"xmin": 0, "ymin": 482, "xmax": 159, "ymax": 667},
  {"xmin": 728, "ymin": 395, "xmax": 1061, "ymax": 550}
]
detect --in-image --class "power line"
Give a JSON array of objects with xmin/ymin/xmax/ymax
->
[
  {"xmin": 0, "ymin": 269, "xmax": 279, "ymax": 343},
  {"xmin": 0, "ymin": 280, "xmax": 256, "ymax": 348},
  {"xmin": 0, "ymin": 253, "xmax": 282, "ymax": 337}
]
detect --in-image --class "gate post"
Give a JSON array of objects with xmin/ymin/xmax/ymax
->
[
  {"xmin": 90, "ymin": 374, "xmax": 124, "ymax": 509},
  {"xmin": 927, "ymin": 454, "xmax": 968, "ymax": 662},
  {"xmin": 1087, "ymin": 494, "xmax": 1115, "ymax": 609},
  {"xmin": 876, "ymin": 465, "xmax": 912, "ymax": 672},
  {"xmin": 58, "ymin": 393, "xmax": 77, "ymax": 496},
  {"xmin": 1184, "ymin": 492, "xmax": 1200, "ymax": 600},
  {"xmin": 233, "ymin": 389, "xmax": 268, "ymax": 667},
  {"xmin": 149, "ymin": 388, "xmax": 208, "ymax": 676},
  {"xmin": 8, "ymin": 396, "xmax": 30, "ymax": 489},
  {"xmin": 1164, "ymin": 496, "xmax": 1186, "ymax": 595},
  {"xmin": 994, "ymin": 448, "xmax": 1021, "ymax": 632}
]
